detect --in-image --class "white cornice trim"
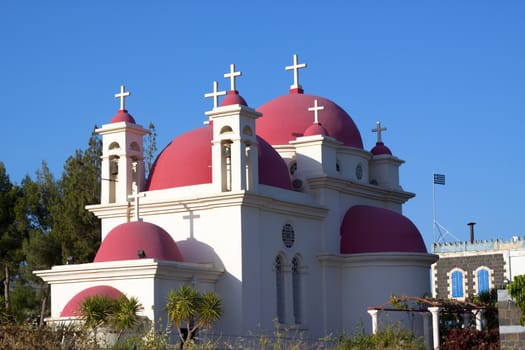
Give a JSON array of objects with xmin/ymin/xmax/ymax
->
[
  {"xmin": 87, "ymin": 189, "xmax": 328, "ymax": 220},
  {"xmin": 308, "ymin": 176, "xmax": 414, "ymax": 204},
  {"xmin": 35, "ymin": 259, "xmax": 224, "ymax": 285},
  {"xmin": 317, "ymin": 252, "xmax": 439, "ymax": 268}
]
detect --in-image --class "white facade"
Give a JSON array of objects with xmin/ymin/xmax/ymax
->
[{"xmin": 36, "ymin": 58, "xmax": 437, "ymax": 341}]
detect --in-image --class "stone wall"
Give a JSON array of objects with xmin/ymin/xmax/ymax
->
[
  {"xmin": 498, "ymin": 289, "xmax": 525, "ymax": 350},
  {"xmin": 434, "ymin": 254, "xmax": 505, "ymax": 298}
]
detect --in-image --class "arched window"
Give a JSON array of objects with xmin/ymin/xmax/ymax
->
[
  {"xmin": 451, "ymin": 270, "xmax": 464, "ymax": 298},
  {"xmin": 221, "ymin": 140, "xmax": 232, "ymax": 191},
  {"xmin": 292, "ymin": 255, "xmax": 302, "ymax": 324},
  {"xmin": 275, "ymin": 255, "xmax": 285, "ymax": 323},
  {"xmin": 243, "ymin": 125, "xmax": 253, "ymax": 136},
  {"xmin": 477, "ymin": 269, "xmax": 490, "ymax": 294}
]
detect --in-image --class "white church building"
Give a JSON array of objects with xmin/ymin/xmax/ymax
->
[{"xmin": 36, "ymin": 55, "xmax": 438, "ymax": 341}]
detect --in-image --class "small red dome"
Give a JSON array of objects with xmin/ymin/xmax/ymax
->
[
  {"xmin": 146, "ymin": 125, "xmax": 292, "ymax": 191},
  {"xmin": 257, "ymin": 93, "xmax": 363, "ymax": 148},
  {"xmin": 94, "ymin": 221, "xmax": 184, "ymax": 262},
  {"xmin": 221, "ymin": 90, "xmax": 247, "ymax": 107},
  {"xmin": 110, "ymin": 110, "xmax": 136, "ymax": 124},
  {"xmin": 61, "ymin": 285, "xmax": 123, "ymax": 317},
  {"xmin": 371, "ymin": 142, "xmax": 392, "ymax": 155},
  {"xmin": 340, "ymin": 205, "xmax": 427, "ymax": 254},
  {"xmin": 303, "ymin": 123, "xmax": 329, "ymax": 137}
]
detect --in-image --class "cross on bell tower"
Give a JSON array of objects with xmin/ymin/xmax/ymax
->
[
  {"xmin": 372, "ymin": 121, "xmax": 387, "ymax": 143},
  {"xmin": 204, "ymin": 81, "xmax": 226, "ymax": 110},
  {"xmin": 114, "ymin": 85, "xmax": 131, "ymax": 110},
  {"xmin": 308, "ymin": 99, "xmax": 325, "ymax": 124},
  {"xmin": 224, "ymin": 64, "xmax": 242, "ymax": 92}
]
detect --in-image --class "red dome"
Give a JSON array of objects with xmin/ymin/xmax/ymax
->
[
  {"xmin": 257, "ymin": 93, "xmax": 363, "ymax": 148},
  {"xmin": 340, "ymin": 205, "xmax": 427, "ymax": 254},
  {"xmin": 146, "ymin": 125, "xmax": 292, "ymax": 191},
  {"xmin": 304, "ymin": 123, "xmax": 329, "ymax": 137},
  {"xmin": 94, "ymin": 221, "xmax": 184, "ymax": 262},
  {"xmin": 110, "ymin": 109, "xmax": 136, "ymax": 124},
  {"xmin": 61, "ymin": 285, "xmax": 123, "ymax": 317},
  {"xmin": 221, "ymin": 90, "xmax": 247, "ymax": 107},
  {"xmin": 371, "ymin": 142, "xmax": 392, "ymax": 155}
]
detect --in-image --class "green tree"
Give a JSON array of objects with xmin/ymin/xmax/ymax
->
[
  {"xmin": 51, "ymin": 126, "xmax": 102, "ymax": 263},
  {"xmin": 508, "ymin": 274, "xmax": 525, "ymax": 325},
  {"xmin": 144, "ymin": 122, "xmax": 157, "ymax": 179},
  {"xmin": 166, "ymin": 285, "xmax": 222, "ymax": 348},
  {"xmin": 19, "ymin": 162, "xmax": 62, "ymax": 325},
  {"xmin": 0, "ymin": 162, "xmax": 23, "ymax": 315}
]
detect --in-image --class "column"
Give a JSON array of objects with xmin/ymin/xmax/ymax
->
[
  {"xmin": 421, "ymin": 311, "xmax": 432, "ymax": 349},
  {"xmin": 367, "ymin": 309, "xmax": 379, "ymax": 334},
  {"xmin": 475, "ymin": 309, "xmax": 483, "ymax": 331},
  {"xmin": 462, "ymin": 312, "xmax": 471, "ymax": 328},
  {"xmin": 428, "ymin": 306, "xmax": 440, "ymax": 350}
]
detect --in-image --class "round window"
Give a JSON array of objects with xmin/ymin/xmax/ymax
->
[
  {"xmin": 355, "ymin": 164, "xmax": 363, "ymax": 180},
  {"xmin": 282, "ymin": 224, "xmax": 295, "ymax": 248}
]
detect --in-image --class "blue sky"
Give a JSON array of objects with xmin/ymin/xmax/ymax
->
[{"xmin": 1, "ymin": 1, "xmax": 524, "ymax": 249}]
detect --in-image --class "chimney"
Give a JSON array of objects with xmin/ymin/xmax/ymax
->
[{"xmin": 467, "ymin": 222, "xmax": 476, "ymax": 243}]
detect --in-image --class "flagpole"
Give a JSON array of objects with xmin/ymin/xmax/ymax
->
[{"xmin": 433, "ymin": 173, "xmax": 436, "ymax": 242}]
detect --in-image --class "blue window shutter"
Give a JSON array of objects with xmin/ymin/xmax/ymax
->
[
  {"xmin": 452, "ymin": 271, "xmax": 464, "ymax": 298},
  {"xmin": 478, "ymin": 269, "xmax": 489, "ymax": 294}
]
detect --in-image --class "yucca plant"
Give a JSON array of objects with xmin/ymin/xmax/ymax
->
[
  {"xmin": 111, "ymin": 296, "xmax": 143, "ymax": 342},
  {"xmin": 166, "ymin": 285, "xmax": 222, "ymax": 349}
]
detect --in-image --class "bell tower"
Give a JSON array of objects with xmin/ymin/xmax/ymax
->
[
  {"xmin": 205, "ymin": 65, "xmax": 261, "ymax": 192},
  {"xmin": 96, "ymin": 85, "xmax": 149, "ymax": 204}
]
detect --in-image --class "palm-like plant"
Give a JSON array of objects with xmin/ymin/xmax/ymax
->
[
  {"xmin": 166, "ymin": 285, "xmax": 222, "ymax": 348},
  {"xmin": 79, "ymin": 294, "xmax": 143, "ymax": 345},
  {"xmin": 79, "ymin": 295, "xmax": 114, "ymax": 330},
  {"xmin": 111, "ymin": 296, "xmax": 143, "ymax": 342}
]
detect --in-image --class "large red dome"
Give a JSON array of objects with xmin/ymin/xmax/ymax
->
[
  {"xmin": 94, "ymin": 221, "xmax": 184, "ymax": 262},
  {"xmin": 146, "ymin": 125, "xmax": 292, "ymax": 191},
  {"xmin": 340, "ymin": 205, "xmax": 427, "ymax": 254},
  {"xmin": 61, "ymin": 285, "xmax": 124, "ymax": 317},
  {"xmin": 257, "ymin": 93, "xmax": 363, "ymax": 148}
]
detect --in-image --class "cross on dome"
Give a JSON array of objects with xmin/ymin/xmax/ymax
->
[
  {"xmin": 285, "ymin": 54, "xmax": 307, "ymax": 90},
  {"xmin": 372, "ymin": 121, "xmax": 387, "ymax": 143},
  {"xmin": 183, "ymin": 211, "xmax": 201, "ymax": 239},
  {"xmin": 114, "ymin": 85, "xmax": 131, "ymax": 111},
  {"xmin": 308, "ymin": 99, "xmax": 325, "ymax": 124},
  {"xmin": 224, "ymin": 64, "xmax": 242, "ymax": 91},
  {"xmin": 128, "ymin": 184, "xmax": 146, "ymax": 222},
  {"xmin": 204, "ymin": 81, "xmax": 226, "ymax": 109}
]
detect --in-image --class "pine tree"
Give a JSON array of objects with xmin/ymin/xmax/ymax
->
[
  {"xmin": 51, "ymin": 126, "xmax": 102, "ymax": 264},
  {"xmin": 0, "ymin": 162, "xmax": 23, "ymax": 315}
]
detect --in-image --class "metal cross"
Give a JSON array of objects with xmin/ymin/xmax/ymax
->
[
  {"xmin": 183, "ymin": 211, "xmax": 201, "ymax": 239},
  {"xmin": 372, "ymin": 121, "xmax": 387, "ymax": 143},
  {"xmin": 114, "ymin": 85, "xmax": 131, "ymax": 110},
  {"xmin": 224, "ymin": 63, "xmax": 242, "ymax": 91},
  {"xmin": 128, "ymin": 184, "xmax": 146, "ymax": 221},
  {"xmin": 204, "ymin": 81, "xmax": 226, "ymax": 109},
  {"xmin": 308, "ymin": 99, "xmax": 325, "ymax": 124},
  {"xmin": 285, "ymin": 54, "xmax": 307, "ymax": 89}
]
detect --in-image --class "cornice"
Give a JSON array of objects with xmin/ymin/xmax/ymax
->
[
  {"xmin": 34, "ymin": 259, "xmax": 223, "ymax": 285},
  {"xmin": 308, "ymin": 176, "xmax": 414, "ymax": 204},
  {"xmin": 87, "ymin": 190, "xmax": 328, "ymax": 220},
  {"xmin": 317, "ymin": 252, "xmax": 439, "ymax": 268}
]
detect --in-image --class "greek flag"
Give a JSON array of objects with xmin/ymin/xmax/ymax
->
[{"xmin": 433, "ymin": 173, "xmax": 446, "ymax": 185}]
